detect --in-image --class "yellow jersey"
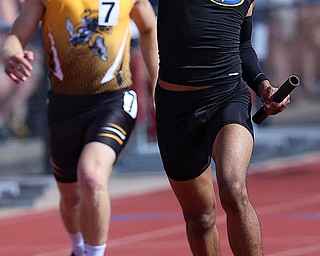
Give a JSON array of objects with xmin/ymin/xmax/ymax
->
[{"xmin": 42, "ymin": 0, "xmax": 134, "ymax": 95}]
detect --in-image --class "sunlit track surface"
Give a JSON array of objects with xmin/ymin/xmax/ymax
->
[{"xmin": 0, "ymin": 152, "xmax": 319, "ymax": 256}]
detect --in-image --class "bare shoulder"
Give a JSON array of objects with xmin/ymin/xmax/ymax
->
[
  {"xmin": 130, "ymin": 0, "xmax": 156, "ymax": 32},
  {"xmin": 131, "ymin": 0, "xmax": 155, "ymax": 18},
  {"xmin": 132, "ymin": 0, "xmax": 150, "ymax": 7}
]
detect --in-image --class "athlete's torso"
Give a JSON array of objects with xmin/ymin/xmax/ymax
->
[
  {"xmin": 42, "ymin": 0, "xmax": 134, "ymax": 95},
  {"xmin": 157, "ymin": 0, "xmax": 254, "ymax": 86}
]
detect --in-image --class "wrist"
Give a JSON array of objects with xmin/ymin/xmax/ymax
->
[
  {"xmin": 257, "ymin": 80, "xmax": 271, "ymax": 98},
  {"xmin": 1, "ymin": 35, "xmax": 24, "ymax": 60}
]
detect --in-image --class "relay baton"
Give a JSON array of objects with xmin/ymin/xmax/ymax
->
[{"xmin": 252, "ymin": 75, "xmax": 300, "ymax": 125}]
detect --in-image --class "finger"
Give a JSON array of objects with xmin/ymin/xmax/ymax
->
[
  {"xmin": 278, "ymin": 94, "xmax": 291, "ymax": 107},
  {"xmin": 11, "ymin": 55, "xmax": 33, "ymax": 72},
  {"xmin": 17, "ymin": 63, "xmax": 32, "ymax": 77},
  {"xmin": 5, "ymin": 65, "xmax": 28, "ymax": 82},
  {"xmin": 24, "ymin": 50, "xmax": 34, "ymax": 61},
  {"xmin": 278, "ymin": 104, "xmax": 288, "ymax": 113},
  {"xmin": 285, "ymin": 95, "xmax": 291, "ymax": 105},
  {"xmin": 8, "ymin": 72, "xmax": 23, "ymax": 83},
  {"xmin": 7, "ymin": 58, "xmax": 32, "ymax": 79},
  {"xmin": 8, "ymin": 62, "xmax": 30, "ymax": 80},
  {"xmin": 18, "ymin": 58, "xmax": 33, "ymax": 72}
]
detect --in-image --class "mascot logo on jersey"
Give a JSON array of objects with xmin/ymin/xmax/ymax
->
[
  {"xmin": 66, "ymin": 9, "xmax": 112, "ymax": 62},
  {"xmin": 210, "ymin": 0, "xmax": 244, "ymax": 6}
]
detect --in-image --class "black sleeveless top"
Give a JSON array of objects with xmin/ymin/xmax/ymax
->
[{"xmin": 157, "ymin": 0, "xmax": 254, "ymax": 86}]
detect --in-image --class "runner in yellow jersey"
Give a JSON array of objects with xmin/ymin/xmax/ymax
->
[
  {"xmin": 41, "ymin": 0, "xmax": 137, "ymax": 95},
  {"xmin": 1, "ymin": 0, "xmax": 158, "ymax": 255}
]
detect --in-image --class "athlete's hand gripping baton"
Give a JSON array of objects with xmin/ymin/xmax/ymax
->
[{"xmin": 252, "ymin": 75, "xmax": 300, "ymax": 125}]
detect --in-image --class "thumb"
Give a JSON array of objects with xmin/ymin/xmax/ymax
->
[{"xmin": 24, "ymin": 50, "xmax": 34, "ymax": 61}]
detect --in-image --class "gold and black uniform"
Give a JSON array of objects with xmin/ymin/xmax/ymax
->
[
  {"xmin": 42, "ymin": 0, "xmax": 133, "ymax": 95},
  {"xmin": 44, "ymin": 0, "xmax": 138, "ymax": 183}
]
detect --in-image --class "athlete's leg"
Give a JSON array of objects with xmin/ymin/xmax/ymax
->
[
  {"xmin": 77, "ymin": 141, "xmax": 116, "ymax": 246},
  {"xmin": 56, "ymin": 182, "xmax": 84, "ymax": 255},
  {"xmin": 168, "ymin": 167, "xmax": 221, "ymax": 255},
  {"xmin": 213, "ymin": 124, "xmax": 262, "ymax": 256},
  {"xmin": 57, "ymin": 182, "xmax": 80, "ymax": 233},
  {"xmin": 56, "ymin": 142, "xmax": 115, "ymax": 255}
]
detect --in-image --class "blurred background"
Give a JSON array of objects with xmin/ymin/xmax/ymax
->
[{"xmin": 0, "ymin": 0, "xmax": 319, "ymax": 208}]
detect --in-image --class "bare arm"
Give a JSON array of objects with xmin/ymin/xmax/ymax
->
[
  {"xmin": 1, "ymin": 0, "xmax": 45, "ymax": 83},
  {"xmin": 130, "ymin": 0, "xmax": 158, "ymax": 103}
]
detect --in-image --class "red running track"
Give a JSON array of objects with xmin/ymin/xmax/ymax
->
[{"xmin": 0, "ymin": 153, "xmax": 319, "ymax": 256}]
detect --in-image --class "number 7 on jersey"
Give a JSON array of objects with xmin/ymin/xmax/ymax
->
[{"xmin": 99, "ymin": 0, "xmax": 119, "ymax": 26}]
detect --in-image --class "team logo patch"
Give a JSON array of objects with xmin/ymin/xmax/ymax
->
[{"xmin": 210, "ymin": 0, "xmax": 244, "ymax": 6}]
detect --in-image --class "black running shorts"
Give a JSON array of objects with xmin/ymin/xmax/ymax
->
[
  {"xmin": 47, "ymin": 89, "xmax": 137, "ymax": 183},
  {"xmin": 155, "ymin": 79, "xmax": 254, "ymax": 181}
]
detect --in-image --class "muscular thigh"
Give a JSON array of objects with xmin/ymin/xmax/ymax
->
[
  {"xmin": 168, "ymin": 167, "xmax": 216, "ymax": 215},
  {"xmin": 213, "ymin": 123, "xmax": 254, "ymax": 187}
]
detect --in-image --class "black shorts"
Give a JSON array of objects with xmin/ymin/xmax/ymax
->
[
  {"xmin": 47, "ymin": 89, "xmax": 137, "ymax": 183},
  {"xmin": 155, "ymin": 79, "xmax": 254, "ymax": 181}
]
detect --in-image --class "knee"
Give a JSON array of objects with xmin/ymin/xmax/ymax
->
[
  {"xmin": 219, "ymin": 181, "xmax": 249, "ymax": 214},
  {"xmin": 77, "ymin": 166, "xmax": 107, "ymax": 200},
  {"xmin": 60, "ymin": 190, "xmax": 80, "ymax": 210},
  {"xmin": 184, "ymin": 212, "xmax": 216, "ymax": 235}
]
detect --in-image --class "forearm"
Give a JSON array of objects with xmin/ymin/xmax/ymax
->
[
  {"xmin": 240, "ymin": 46, "xmax": 268, "ymax": 96},
  {"xmin": 240, "ymin": 16, "xmax": 268, "ymax": 97},
  {"xmin": 0, "ymin": 0, "xmax": 44, "ymax": 82},
  {"xmin": 1, "ymin": 35, "xmax": 24, "ymax": 60},
  {"xmin": 4, "ymin": 0, "xmax": 44, "ymax": 52}
]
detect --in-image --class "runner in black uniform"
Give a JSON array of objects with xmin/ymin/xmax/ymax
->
[{"xmin": 156, "ymin": 0, "xmax": 291, "ymax": 255}]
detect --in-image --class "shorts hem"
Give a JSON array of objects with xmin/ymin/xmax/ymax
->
[{"xmin": 165, "ymin": 159, "xmax": 212, "ymax": 182}]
